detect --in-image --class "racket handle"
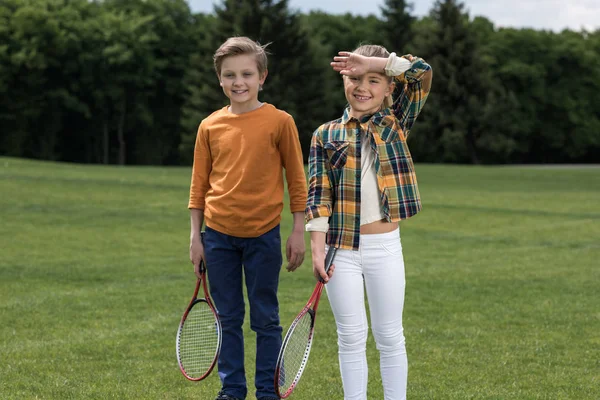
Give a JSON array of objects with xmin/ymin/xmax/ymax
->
[
  {"xmin": 320, "ymin": 246, "xmax": 337, "ymax": 282},
  {"xmin": 200, "ymin": 231, "xmax": 206, "ymax": 273}
]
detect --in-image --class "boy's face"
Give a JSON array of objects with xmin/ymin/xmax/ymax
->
[
  {"xmin": 343, "ymin": 72, "xmax": 394, "ymax": 117},
  {"xmin": 219, "ymin": 54, "xmax": 267, "ymax": 107}
]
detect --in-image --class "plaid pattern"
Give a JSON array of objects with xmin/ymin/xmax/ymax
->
[{"xmin": 306, "ymin": 57, "xmax": 432, "ymax": 250}]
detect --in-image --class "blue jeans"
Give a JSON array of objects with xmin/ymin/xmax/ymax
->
[{"xmin": 204, "ymin": 225, "xmax": 283, "ymax": 399}]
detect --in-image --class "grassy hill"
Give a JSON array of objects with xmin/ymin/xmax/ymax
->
[{"xmin": 1, "ymin": 157, "xmax": 598, "ymax": 399}]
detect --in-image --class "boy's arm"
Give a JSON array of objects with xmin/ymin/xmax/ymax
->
[
  {"xmin": 188, "ymin": 121, "xmax": 212, "ymax": 211},
  {"xmin": 279, "ymin": 115, "xmax": 308, "ymax": 215},
  {"xmin": 188, "ymin": 121, "xmax": 211, "ymax": 278},
  {"xmin": 388, "ymin": 54, "xmax": 433, "ymax": 136},
  {"xmin": 189, "ymin": 208, "xmax": 205, "ymax": 279},
  {"xmin": 279, "ymin": 115, "xmax": 307, "ymax": 272},
  {"xmin": 285, "ymin": 211, "xmax": 305, "ymax": 272},
  {"xmin": 190, "ymin": 209, "xmax": 204, "ymax": 240}
]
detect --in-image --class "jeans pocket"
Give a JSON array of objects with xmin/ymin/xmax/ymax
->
[{"xmin": 380, "ymin": 240, "xmax": 402, "ymax": 257}]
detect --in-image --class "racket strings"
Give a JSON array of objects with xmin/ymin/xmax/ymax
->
[
  {"xmin": 178, "ymin": 301, "xmax": 220, "ymax": 378},
  {"xmin": 278, "ymin": 311, "xmax": 314, "ymax": 393}
]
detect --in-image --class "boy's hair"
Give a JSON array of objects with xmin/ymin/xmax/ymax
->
[
  {"xmin": 352, "ymin": 44, "xmax": 394, "ymax": 108},
  {"xmin": 213, "ymin": 36, "xmax": 269, "ymax": 77}
]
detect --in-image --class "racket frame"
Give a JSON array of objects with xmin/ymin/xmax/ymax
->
[
  {"xmin": 275, "ymin": 246, "xmax": 337, "ymax": 398},
  {"xmin": 176, "ymin": 239, "xmax": 222, "ymax": 381}
]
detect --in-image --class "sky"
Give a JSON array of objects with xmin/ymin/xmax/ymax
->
[{"xmin": 189, "ymin": 0, "xmax": 600, "ymax": 32}]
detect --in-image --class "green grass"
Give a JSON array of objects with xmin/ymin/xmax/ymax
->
[{"xmin": 1, "ymin": 157, "xmax": 599, "ymax": 399}]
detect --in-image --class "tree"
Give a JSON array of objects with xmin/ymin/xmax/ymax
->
[
  {"xmin": 300, "ymin": 11, "xmax": 382, "ymax": 122},
  {"xmin": 178, "ymin": 12, "xmax": 218, "ymax": 164},
  {"xmin": 102, "ymin": 0, "xmax": 195, "ymax": 165},
  {"xmin": 87, "ymin": 5, "xmax": 158, "ymax": 165},
  {"xmin": 1, "ymin": 0, "xmax": 597, "ymax": 165},
  {"xmin": 412, "ymin": 0, "xmax": 500, "ymax": 163},
  {"xmin": 180, "ymin": 0, "xmax": 333, "ymax": 161},
  {"xmin": 379, "ymin": 0, "xmax": 415, "ymax": 53},
  {"xmin": 0, "ymin": 0, "xmax": 94, "ymax": 161}
]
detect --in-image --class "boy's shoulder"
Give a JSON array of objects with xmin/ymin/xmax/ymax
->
[
  {"xmin": 200, "ymin": 106, "xmax": 229, "ymax": 127},
  {"xmin": 262, "ymin": 103, "xmax": 294, "ymax": 124}
]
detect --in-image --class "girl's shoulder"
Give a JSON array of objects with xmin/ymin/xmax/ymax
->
[{"xmin": 314, "ymin": 116, "xmax": 346, "ymax": 140}]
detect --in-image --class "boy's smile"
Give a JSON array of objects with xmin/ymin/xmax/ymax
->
[{"xmin": 219, "ymin": 54, "xmax": 268, "ymax": 113}]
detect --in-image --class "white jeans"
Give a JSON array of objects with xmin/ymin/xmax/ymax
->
[{"xmin": 325, "ymin": 228, "xmax": 407, "ymax": 400}]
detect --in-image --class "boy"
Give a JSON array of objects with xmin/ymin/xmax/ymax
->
[{"xmin": 188, "ymin": 36, "xmax": 307, "ymax": 400}]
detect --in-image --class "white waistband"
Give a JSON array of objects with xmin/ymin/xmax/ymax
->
[{"xmin": 358, "ymin": 227, "xmax": 400, "ymax": 244}]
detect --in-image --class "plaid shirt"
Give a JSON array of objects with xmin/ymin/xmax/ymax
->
[{"xmin": 305, "ymin": 56, "xmax": 432, "ymax": 250}]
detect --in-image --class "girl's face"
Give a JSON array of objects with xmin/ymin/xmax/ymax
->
[
  {"xmin": 343, "ymin": 72, "xmax": 394, "ymax": 119},
  {"xmin": 219, "ymin": 54, "xmax": 267, "ymax": 108}
]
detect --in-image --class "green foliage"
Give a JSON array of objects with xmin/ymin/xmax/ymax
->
[
  {"xmin": 0, "ymin": 0, "xmax": 92, "ymax": 160},
  {"xmin": 0, "ymin": 0, "xmax": 599, "ymax": 164},
  {"xmin": 179, "ymin": 12, "xmax": 217, "ymax": 165},
  {"xmin": 410, "ymin": 0, "xmax": 497, "ymax": 164},
  {"xmin": 179, "ymin": 0, "xmax": 334, "ymax": 161},
  {"xmin": 484, "ymin": 27, "xmax": 600, "ymax": 163},
  {"xmin": 0, "ymin": 0, "xmax": 194, "ymax": 165},
  {"xmin": 380, "ymin": 0, "xmax": 415, "ymax": 52},
  {"xmin": 300, "ymin": 11, "xmax": 382, "ymax": 122}
]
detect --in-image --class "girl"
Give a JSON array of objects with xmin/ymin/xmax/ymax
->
[{"xmin": 305, "ymin": 45, "xmax": 432, "ymax": 400}]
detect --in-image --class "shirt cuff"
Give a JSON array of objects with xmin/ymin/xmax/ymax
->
[
  {"xmin": 305, "ymin": 216, "xmax": 329, "ymax": 233},
  {"xmin": 384, "ymin": 52, "xmax": 412, "ymax": 76}
]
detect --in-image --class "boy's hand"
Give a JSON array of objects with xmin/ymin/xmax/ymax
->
[
  {"xmin": 286, "ymin": 230, "xmax": 305, "ymax": 272},
  {"xmin": 190, "ymin": 236, "xmax": 204, "ymax": 279},
  {"xmin": 331, "ymin": 51, "xmax": 371, "ymax": 76}
]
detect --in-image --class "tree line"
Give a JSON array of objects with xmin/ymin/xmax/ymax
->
[{"xmin": 1, "ymin": 0, "xmax": 598, "ymax": 165}]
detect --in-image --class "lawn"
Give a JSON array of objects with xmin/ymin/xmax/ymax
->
[{"xmin": 0, "ymin": 157, "xmax": 598, "ymax": 399}]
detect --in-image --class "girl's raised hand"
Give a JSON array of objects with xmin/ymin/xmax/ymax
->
[{"xmin": 331, "ymin": 51, "xmax": 371, "ymax": 76}]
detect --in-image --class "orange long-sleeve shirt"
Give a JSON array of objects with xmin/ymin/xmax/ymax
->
[{"xmin": 188, "ymin": 103, "xmax": 307, "ymax": 237}]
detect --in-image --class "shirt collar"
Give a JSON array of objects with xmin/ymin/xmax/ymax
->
[{"xmin": 341, "ymin": 107, "xmax": 394, "ymax": 127}]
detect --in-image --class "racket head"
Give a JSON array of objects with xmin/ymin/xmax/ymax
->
[
  {"xmin": 176, "ymin": 298, "xmax": 222, "ymax": 381},
  {"xmin": 275, "ymin": 246, "xmax": 336, "ymax": 397},
  {"xmin": 275, "ymin": 303, "xmax": 318, "ymax": 398}
]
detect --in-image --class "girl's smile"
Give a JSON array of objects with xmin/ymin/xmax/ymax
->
[{"xmin": 344, "ymin": 73, "xmax": 394, "ymax": 119}]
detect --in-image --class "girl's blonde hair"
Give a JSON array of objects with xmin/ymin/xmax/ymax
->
[
  {"xmin": 213, "ymin": 36, "xmax": 269, "ymax": 77},
  {"xmin": 352, "ymin": 44, "xmax": 394, "ymax": 109}
]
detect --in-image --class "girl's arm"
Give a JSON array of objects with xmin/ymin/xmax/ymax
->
[
  {"xmin": 310, "ymin": 231, "xmax": 333, "ymax": 282},
  {"xmin": 306, "ymin": 128, "xmax": 335, "ymax": 282},
  {"xmin": 305, "ymin": 128, "xmax": 333, "ymax": 221},
  {"xmin": 388, "ymin": 54, "xmax": 433, "ymax": 136},
  {"xmin": 330, "ymin": 51, "xmax": 432, "ymax": 136}
]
